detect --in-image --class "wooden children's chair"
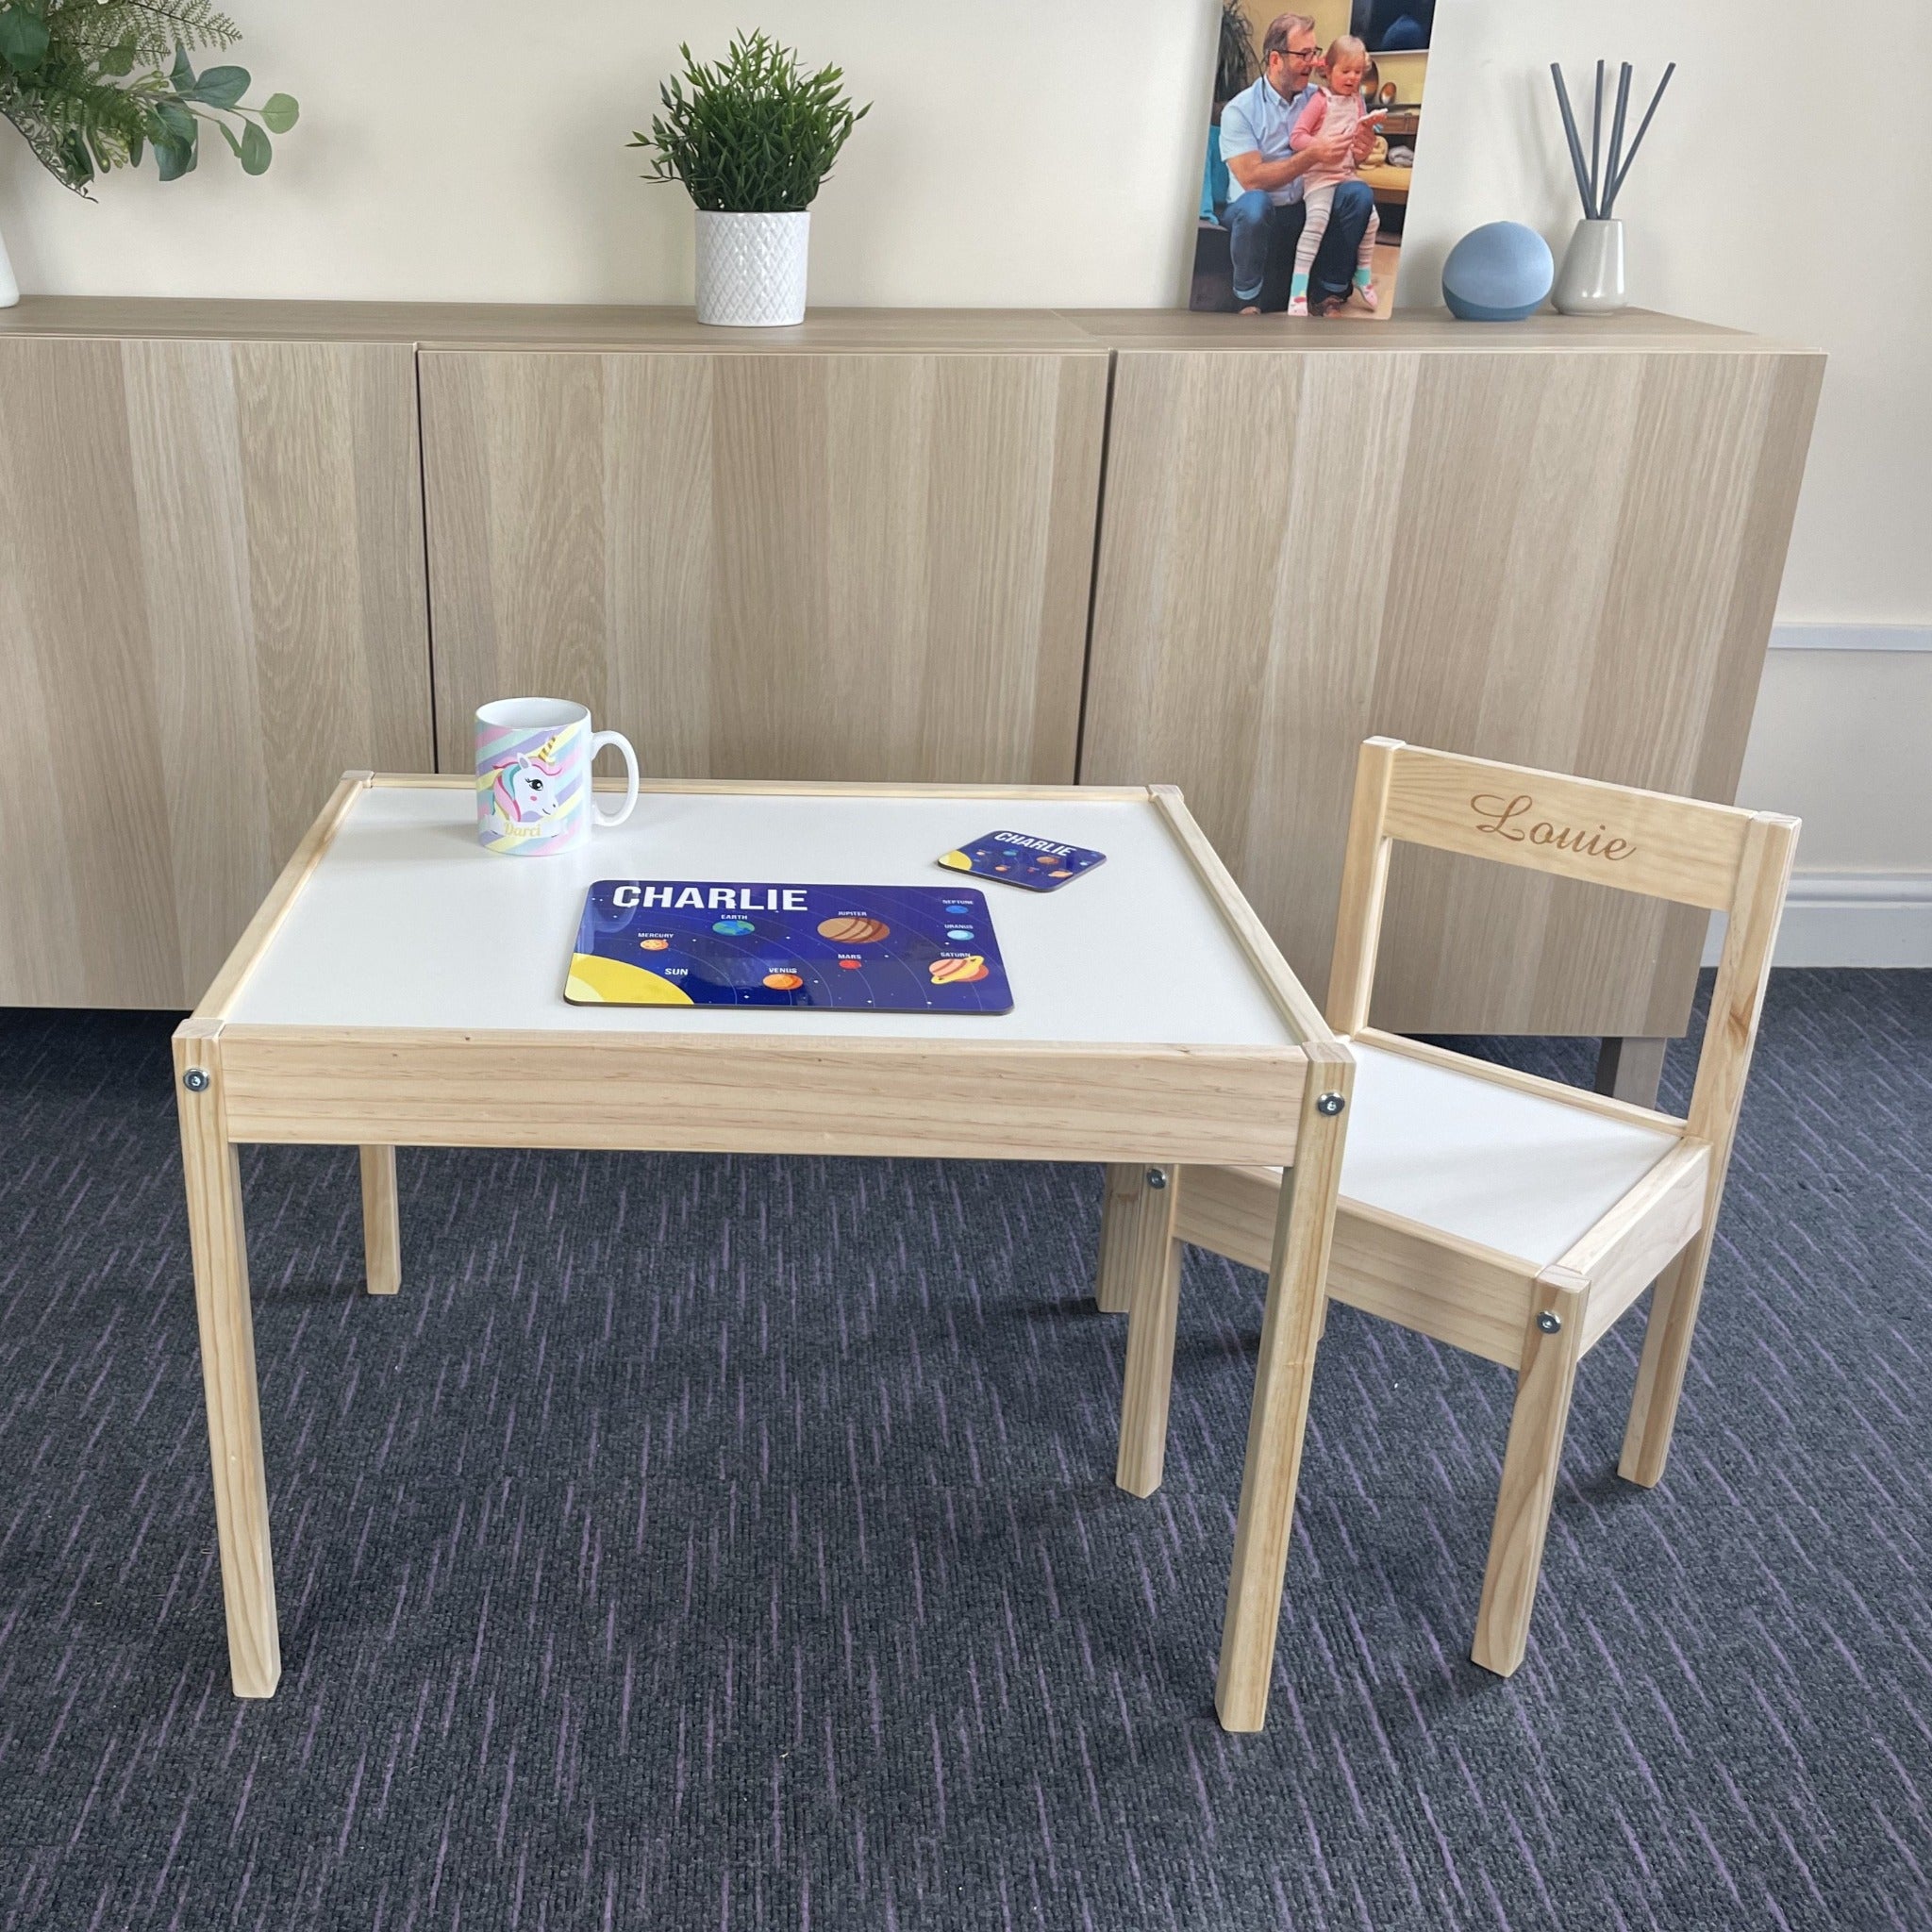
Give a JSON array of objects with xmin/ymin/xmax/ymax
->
[{"xmin": 1101, "ymin": 738, "xmax": 1798, "ymax": 1676}]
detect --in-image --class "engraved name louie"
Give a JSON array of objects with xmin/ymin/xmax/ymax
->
[{"xmin": 1470, "ymin": 792, "xmax": 1636, "ymax": 861}]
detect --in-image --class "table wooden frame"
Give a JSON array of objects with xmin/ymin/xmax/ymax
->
[{"xmin": 173, "ymin": 774, "xmax": 1351, "ymax": 1731}]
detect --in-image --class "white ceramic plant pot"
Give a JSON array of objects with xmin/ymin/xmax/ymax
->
[
  {"xmin": 1553, "ymin": 217, "xmax": 1625, "ymax": 315},
  {"xmin": 693, "ymin": 209, "xmax": 809, "ymax": 326},
  {"xmin": 0, "ymin": 220, "xmax": 19, "ymax": 308}
]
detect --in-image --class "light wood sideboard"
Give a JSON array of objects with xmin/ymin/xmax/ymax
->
[
  {"xmin": 0, "ymin": 322, "xmax": 430, "ymax": 1007},
  {"xmin": 0, "ymin": 300, "xmax": 1821, "ymax": 1035},
  {"xmin": 416, "ymin": 325, "xmax": 1108, "ymax": 783},
  {"xmin": 1071, "ymin": 310, "xmax": 1824, "ymax": 1041}
]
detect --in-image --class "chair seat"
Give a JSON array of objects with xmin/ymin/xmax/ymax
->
[{"xmin": 1340, "ymin": 1043, "xmax": 1681, "ymax": 1264}]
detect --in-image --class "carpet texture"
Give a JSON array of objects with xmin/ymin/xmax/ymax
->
[{"xmin": 0, "ymin": 970, "xmax": 1928, "ymax": 1930}]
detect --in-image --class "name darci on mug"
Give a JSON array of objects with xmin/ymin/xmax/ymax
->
[{"xmin": 1471, "ymin": 792, "xmax": 1636, "ymax": 861}]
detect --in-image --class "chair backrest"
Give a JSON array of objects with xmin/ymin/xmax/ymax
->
[{"xmin": 1326, "ymin": 739, "xmax": 1799, "ymax": 1147}]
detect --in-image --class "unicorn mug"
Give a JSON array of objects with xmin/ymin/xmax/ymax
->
[{"xmin": 475, "ymin": 699, "xmax": 639, "ymax": 856}]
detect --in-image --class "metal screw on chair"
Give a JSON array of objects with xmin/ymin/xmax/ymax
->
[
  {"xmin": 181, "ymin": 1067, "xmax": 211, "ymax": 1092},
  {"xmin": 1145, "ymin": 1168, "xmax": 1169, "ymax": 1190},
  {"xmin": 1537, "ymin": 1309, "xmax": 1563, "ymax": 1334},
  {"xmin": 1315, "ymin": 1091, "xmax": 1346, "ymax": 1116}
]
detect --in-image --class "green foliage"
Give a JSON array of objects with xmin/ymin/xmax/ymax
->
[
  {"xmin": 629, "ymin": 31, "xmax": 868, "ymax": 214},
  {"xmin": 0, "ymin": 0, "xmax": 298, "ymax": 193}
]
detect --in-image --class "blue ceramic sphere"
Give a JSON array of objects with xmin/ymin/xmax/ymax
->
[{"xmin": 1441, "ymin": 221, "xmax": 1554, "ymax": 322}]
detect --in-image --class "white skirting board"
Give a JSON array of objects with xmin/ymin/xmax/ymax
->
[
  {"xmin": 1768, "ymin": 623, "xmax": 1932, "ymax": 653},
  {"xmin": 1703, "ymin": 872, "xmax": 1932, "ymax": 969}
]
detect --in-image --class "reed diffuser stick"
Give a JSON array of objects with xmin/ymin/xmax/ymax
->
[
  {"xmin": 1550, "ymin": 65, "xmax": 1595, "ymax": 218},
  {"xmin": 1588, "ymin": 59, "xmax": 1605, "ymax": 217},
  {"xmin": 1605, "ymin": 62, "xmax": 1676, "ymax": 213},
  {"xmin": 1604, "ymin": 60, "xmax": 1633, "ymax": 215}
]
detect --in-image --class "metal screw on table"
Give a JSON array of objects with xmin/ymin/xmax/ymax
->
[
  {"xmin": 1315, "ymin": 1091, "xmax": 1346, "ymax": 1116},
  {"xmin": 182, "ymin": 1067, "xmax": 211, "ymax": 1093},
  {"xmin": 1145, "ymin": 1168, "xmax": 1169, "ymax": 1190},
  {"xmin": 1537, "ymin": 1309, "xmax": 1563, "ymax": 1334}
]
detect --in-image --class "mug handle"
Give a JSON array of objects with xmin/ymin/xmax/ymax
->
[{"xmin": 588, "ymin": 730, "xmax": 640, "ymax": 826}]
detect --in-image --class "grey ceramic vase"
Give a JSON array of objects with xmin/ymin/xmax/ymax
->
[{"xmin": 1553, "ymin": 218, "xmax": 1625, "ymax": 315}]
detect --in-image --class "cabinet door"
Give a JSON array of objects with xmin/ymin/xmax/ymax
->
[
  {"xmin": 420, "ymin": 350, "xmax": 1107, "ymax": 783},
  {"xmin": 0, "ymin": 337, "xmax": 430, "ymax": 1007},
  {"xmin": 1081, "ymin": 346, "xmax": 1822, "ymax": 1039}
]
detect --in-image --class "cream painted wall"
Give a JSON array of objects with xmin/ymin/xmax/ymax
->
[
  {"xmin": 1, "ymin": 0, "xmax": 1924, "ymax": 937},
  {"xmin": 1738, "ymin": 655, "xmax": 1932, "ymax": 874},
  {"xmin": 0, "ymin": 2, "xmax": 1218, "ymax": 308}
]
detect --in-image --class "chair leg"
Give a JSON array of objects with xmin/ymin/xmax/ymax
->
[
  {"xmin": 1619, "ymin": 1236, "xmax": 1711, "ymax": 1487},
  {"xmin": 1472, "ymin": 1267, "xmax": 1589, "ymax": 1678},
  {"xmin": 1095, "ymin": 1162, "xmax": 1156, "ymax": 1313},
  {"xmin": 1115, "ymin": 1168, "xmax": 1183, "ymax": 1497},
  {"xmin": 359, "ymin": 1145, "xmax": 403, "ymax": 1297}
]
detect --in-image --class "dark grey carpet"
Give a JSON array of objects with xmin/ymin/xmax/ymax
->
[{"xmin": 1, "ymin": 970, "xmax": 1928, "ymax": 1931}]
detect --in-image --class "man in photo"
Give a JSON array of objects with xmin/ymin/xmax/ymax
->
[{"xmin": 1215, "ymin": 12, "xmax": 1380, "ymax": 314}]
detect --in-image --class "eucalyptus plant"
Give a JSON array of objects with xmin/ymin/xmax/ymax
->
[
  {"xmin": 630, "ymin": 31, "xmax": 868, "ymax": 214},
  {"xmin": 0, "ymin": 0, "xmax": 297, "ymax": 193}
]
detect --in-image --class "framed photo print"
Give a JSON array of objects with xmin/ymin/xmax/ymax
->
[{"xmin": 1191, "ymin": 3, "xmax": 1431, "ymax": 318}]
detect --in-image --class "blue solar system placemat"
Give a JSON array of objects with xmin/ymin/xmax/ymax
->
[
  {"xmin": 938, "ymin": 830, "xmax": 1106, "ymax": 891},
  {"xmin": 565, "ymin": 881, "xmax": 1012, "ymax": 1012}
]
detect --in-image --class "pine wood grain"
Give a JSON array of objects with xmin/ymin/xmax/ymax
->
[
  {"xmin": 1080, "ymin": 343, "xmax": 1823, "ymax": 1037},
  {"xmin": 0, "ymin": 338, "xmax": 430, "ymax": 1008},
  {"xmin": 1621, "ymin": 811, "xmax": 1799, "ymax": 1483},
  {"xmin": 359, "ymin": 1145, "xmax": 403, "ymax": 1297},
  {"xmin": 1111, "ymin": 1167, "xmax": 1184, "ymax": 1496},
  {"xmin": 1216, "ymin": 1038, "xmax": 1355, "ymax": 1732},
  {"xmin": 1472, "ymin": 1268, "xmax": 1590, "ymax": 1677},
  {"xmin": 174, "ymin": 1022, "xmax": 279, "ymax": 1697},
  {"xmin": 419, "ymin": 347, "xmax": 1107, "ymax": 784},
  {"xmin": 213, "ymin": 1027, "xmax": 1312, "ymax": 1167},
  {"xmin": 1093, "ymin": 1163, "xmax": 1151, "ymax": 1314}
]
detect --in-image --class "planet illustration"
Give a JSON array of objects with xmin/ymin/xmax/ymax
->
[
  {"xmin": 1048, "ymin": 869, "xmax": 1073, "ymax": 878},
  {"xmin": 639, "ymin": 937, "xmax": 670, "ymax": 951},
  {"xmin": 943, "ymin": 903, "xmax": 971, "ymax": 915},
  {"xmin": 762, "ymin": 971, "xmax": 804, "ymax": 991},
  {"xmin": 817, "ymin": 914, "xmax": 890, "ymax": 944},
  {"xmin": 838, "ymin": 958, "xmax": 863, "ymax": 971},
  {"xmin": 929, "ymin": 954, "xmax": 989, "ymax": 985},
  {"xmin": 713, "ymin": 917, "xmax": 755, "ymax": 935},
  {"xmin": 939, "ymin": 851, "xmax": 974, "ymax": 872},
  {"xmin": 565, "ymin": 954, "xmax": 693, "ymax": 1006},
  {"xmin": 945, "ymin": 926, "xmax": 974, "ymax": 941}
]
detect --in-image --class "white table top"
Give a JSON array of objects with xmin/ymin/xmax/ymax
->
[{"xmin": 226, "ymin": 784, "xmax": 1299, "ymax": 1049}]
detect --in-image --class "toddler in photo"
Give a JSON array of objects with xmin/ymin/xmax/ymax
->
[{"xmin": 1287, "ymin": 35, "xmax": 1383, "ymax": 315}]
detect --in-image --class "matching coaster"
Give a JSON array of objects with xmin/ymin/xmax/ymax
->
[{"xmin": 938, "ymin": 830, "xmax": 1106, "ymax": 892}]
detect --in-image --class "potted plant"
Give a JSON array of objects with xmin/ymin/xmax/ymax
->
[
  {"xmin": 630, "ymin": 30, "xmax": 867, "ymax": 327},
  {"xmin": 0, "ymin": 0, "xmax": 298, "ymax": 305}
]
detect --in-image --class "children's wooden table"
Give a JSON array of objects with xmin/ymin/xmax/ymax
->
[{"xmin": 175, "ymin": 774, "xmax": 1353, "ymax": 1731}]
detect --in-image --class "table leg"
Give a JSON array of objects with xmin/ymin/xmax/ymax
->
[
  {"xmin": 175, "ymin": 1033, "xmax": 280, "ymax": 1698},
  {"xmin": 1115, "ymin": 1166, "xmax": 1182, "ymax": 1497},
  {"xmin": 1094, "ymin": 1163, "xmax": 1152, "ymax": 1312},
  {"xmin": 1215, "ymin": 1044, "xmax": 1353, "ymax": 1732},
  {"xmin": 359, "ymin": 1145, "xmax": 403, "ymax": 1296}
]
